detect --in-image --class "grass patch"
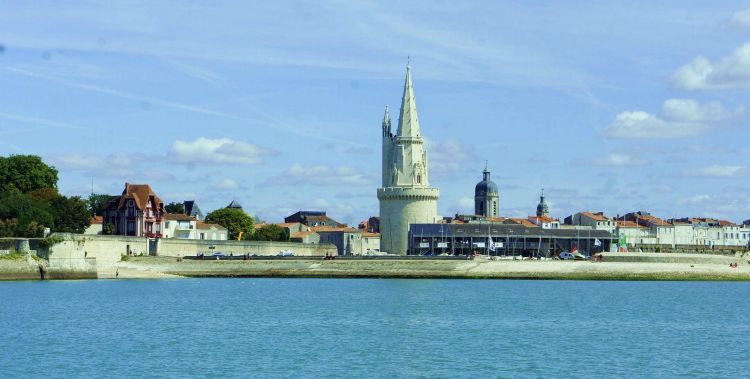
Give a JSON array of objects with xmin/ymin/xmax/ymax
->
[
  {"xmin": 38, "ymin": 236, "xmax": 64, "ymax": 249},
  {"xmin": 120, "ymin": 254, "xmax": 130, "ymax": 262},
  {"xmin": 0, "ymin": 252, "xmax": 24, "ymax": 260}
]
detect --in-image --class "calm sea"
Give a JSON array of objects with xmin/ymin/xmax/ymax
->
[{"xmin": 1, "ymin": 279, "xmax": 748, "ymax": 378}]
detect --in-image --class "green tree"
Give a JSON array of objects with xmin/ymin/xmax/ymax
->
[
  {"xmin": 251, "ymin": 224, "xmax": 289, "ymax": 242},
  {"xmin": 205, "ymin": 208, "xmax": 254, "ymax": 240},
  {"xmin": 102, "ymin": 222, "xmax": 115, "ymax": 235},
  {"xmin": 50, "ymin": 195, "xmax": 91, "ymax": 233},
  {"xmin": 0, "ymin": 155, "xmax": 58, "ymax": 194},
  {"xmin": 165, "ymin": 202, "xmax": 185, "ymax": 214},
  {"xmin": 0, "ymin": 190, "xmax": 54, "ymax": 237},
  {"xmin": 87, "ymin": 193, "xmax": 111, "ymax": 216}
]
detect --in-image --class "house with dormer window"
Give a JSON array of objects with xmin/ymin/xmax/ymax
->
[{"xmin": 102, "ymin": 182, "xmax": 165, "ymax": 238}]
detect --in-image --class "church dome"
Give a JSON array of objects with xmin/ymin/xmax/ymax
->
[{"xmin": 475, "ymin": 168, "xmax": 498, "ymax": 196}]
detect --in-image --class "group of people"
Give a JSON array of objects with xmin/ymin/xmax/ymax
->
[{"xmin": 323, "ymin": 253, "xmax": 336, "ymax": 260}]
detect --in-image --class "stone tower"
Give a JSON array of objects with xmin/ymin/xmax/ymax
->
[
  {"xmin": 536, "ymin": 189, "xmax": 549, "ymax": 218},
  {"xmin": 475, "ymin": 163, "xmax": 499, "ymax": 217},
  {"xmin": 377, "ymin": 64, "xmax": 439, "ymax": 255}
]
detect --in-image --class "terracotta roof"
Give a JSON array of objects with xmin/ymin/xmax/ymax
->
[
  {"xmin": 581, "ymin": 212, "xmax": 609, "ymax": 221},
  {"xmin": 164, "ymin": 213, "xmax": 195, "ymax": 221},
  {"xmin": 315, "ymin": 227, "xmax": 360, "ymax": 233},
  {"xmin": 640, "ymin": 215, "xmax": 671, "ymax": 227},
  {"xmin": 90, "ymin": 216, "xmax": 103, "ymax": 224},
  {"xmin": 277, "ymin": 222, "xmax": 302, "ymax": 228},
  {"xmin": 196, "ymin": 221, "xmax": 227, "ymax": 230},
  {"xmin": 120, "ymin": 183, "xmax": 162, "ymax": 210},
  {"xmin": 719, "ymin": 220, "xmax": 736, "ymax": 227},
  {"xmin": 529, "ymin": 216, "xmax": 559, "ymax": 223},
  {"xmin": 291, "ymin": 231, "xmax": 316, "ymax": 238},
  {"xmin": 362, "ymin": 232, "xmax": 380, "ymax": 238},
  {"xmin": 617, "ymin": 220, "xmax": 643, "ymax": 228},
  {"xmin": 506, "ymin": 218, "xmax": 537, "ymax": 227}
]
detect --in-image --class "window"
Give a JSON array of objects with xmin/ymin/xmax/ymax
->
[
  {"xmin": 127, "ymin": 222, "xmax": 135, "ymax": 233},
  {"xmin": 155, "ymin": 224, "xmax": 161, "ymax": 233},
  {"xmin": 417, "ymin": 174, "xmax": 421, "ymax": 184}
]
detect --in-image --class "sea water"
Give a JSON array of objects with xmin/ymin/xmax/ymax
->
[{"xmin": 1, "ymin": 279, "xmax": 748, "ymax": 378}]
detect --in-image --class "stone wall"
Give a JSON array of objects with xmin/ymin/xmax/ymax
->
[
  {"xmin": 44, "ymin": 233, "xmax": 338, "ymax": 275},
  {"xmin": 154, "ymin": 238, "xmax": 337, "ymax": 257}
]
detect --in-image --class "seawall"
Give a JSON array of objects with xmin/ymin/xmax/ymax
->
[
  {"xmin": 116, "ymin": 255, "xmax": 750, "ymax": 281},
  {"xmin": 42, "ymin": 234, "xmax": 338, "ymax": 278}
]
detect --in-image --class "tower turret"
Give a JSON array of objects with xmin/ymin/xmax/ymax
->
[
  {"xmin": 475, "ymin": 162, "xmax": 499, "ymax": 217},
  {"xmin": 536, "ymin": 189, "xmax": 549, "ymax": 218}
]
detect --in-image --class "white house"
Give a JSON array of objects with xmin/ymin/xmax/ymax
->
[{"xmin": 527, "ymin": 216, "xmax": 560, "ymax": 229}]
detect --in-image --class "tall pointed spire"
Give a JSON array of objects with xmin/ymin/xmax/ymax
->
[{"xmin": 396, "ymin": 63, "xmax": 421, "ymax": 138}]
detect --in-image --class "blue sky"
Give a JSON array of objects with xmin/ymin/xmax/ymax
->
[{"xmin": 2, "ymin": 1, "xmax": 750, "ymax": 225}]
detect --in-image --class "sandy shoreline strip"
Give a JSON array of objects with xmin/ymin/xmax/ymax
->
[{"xmin": 110, "ymin": 257, "xmax": 750, "ymax": 281}]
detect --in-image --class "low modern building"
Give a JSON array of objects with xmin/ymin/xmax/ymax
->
[
  {"xmin": 196, "ymin": 221, "xmax": 228, "ymax": 240},
  {"xmin": 408, "ymin": 223, "xmax": 615, "ymax": 257},
  {"xmin": 164, "ymin": 213, "xmax": 197, "ymax": 239},
  {"xmin": 527, "ymin": 216, "xmax": 560, "ymax": 229},
  {"xmin": 565, "ymin": 212, "xmax": 616, "ymax": 234},
  {"xmin": 84, "ymin": 216, "xmax": 103, "ymax": 235},
  {"xmin": 102, "ymin": 183, "xmax": 165, "ymax": 238},
  {"xmin": 163, "ymin": 213, "xmax": 227, "ymax": 240}
]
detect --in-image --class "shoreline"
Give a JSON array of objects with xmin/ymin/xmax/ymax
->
[{"xmin": 2, "ymin": 255, "xmax": 750, "ymax": 281}]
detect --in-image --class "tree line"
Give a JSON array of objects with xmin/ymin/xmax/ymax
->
[
  {"xmin": 0, "ymin": 155, "xmax": 90, "ymax": 237},
  {"xmin": 0, "ymin": 154, "xmax": 288, "ymax": 242}
]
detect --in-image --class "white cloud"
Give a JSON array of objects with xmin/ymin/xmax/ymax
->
[
  {"xmin": 673, "ymin": 42, "xmax": 750, "ymax": 90},
  {"xmin": 728, "ymin": 9, "xmax": 750, "ymax": 29},
  {"xmin": 216, "ymin": 179, "xmax": 240, "ymax": 190},
  {"xmin": 683, "ymin": 165, "xmax": 747, "ymax": 177},
  {"xmin": 50, "ymin": 153, "xmax": 176, "ymax": 180},
  {"xmin": 263, "ymin": 164, "xmax": 375, "ymax": 187},
  {"xmin": 593, "ymin": 153, "xmax": 649, "ymax": 167},
  {"xmin": 679, "ymin": 194, "xmax": 713, "ymax": 205},
  {"xmin": 169, "ymin": 137, "xmax": 272, "ymax": 165},
  {"xmin": 604, "ymin": 99, "xmax": 741, "ymax": 139},
  {"xmin": 426, "ymin": 138, "xmax": 474, "ymax": 177}
]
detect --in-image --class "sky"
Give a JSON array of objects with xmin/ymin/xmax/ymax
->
[{"xmin": 1, "ymin": 1, "xmax": 750, "ymax": 225}]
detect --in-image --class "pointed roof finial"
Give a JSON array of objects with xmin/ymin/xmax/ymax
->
[
  {"xmin": 485, "ymin": 160, "xmax": 488, "ymax": 171},
  {"xmin": 407, "ymin": 56, "xmax": 410, "ymax": 68},
  {"xmin": 396, "ymin": 62, "xmax": 420, "ymax": 138}
]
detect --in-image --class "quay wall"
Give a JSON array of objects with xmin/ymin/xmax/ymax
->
[
  {"xmin": 154, "ymin": 238, "xmax": 337, "ymax": 258},
  {"xmin": 0, "ymin": 259, "xmax": 40, "ymax": 280},
  {"xmin": 600, "ymin": 252, "xmax": 743, "ymax": 265},
  {"xmin": 45, "ymin": 234, "xmax": 338, "ymax": 276}
]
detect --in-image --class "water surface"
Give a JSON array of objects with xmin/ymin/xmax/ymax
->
[{"xmin": 1, "ymin": 279, "xmax": 747, "ymax": 378}]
